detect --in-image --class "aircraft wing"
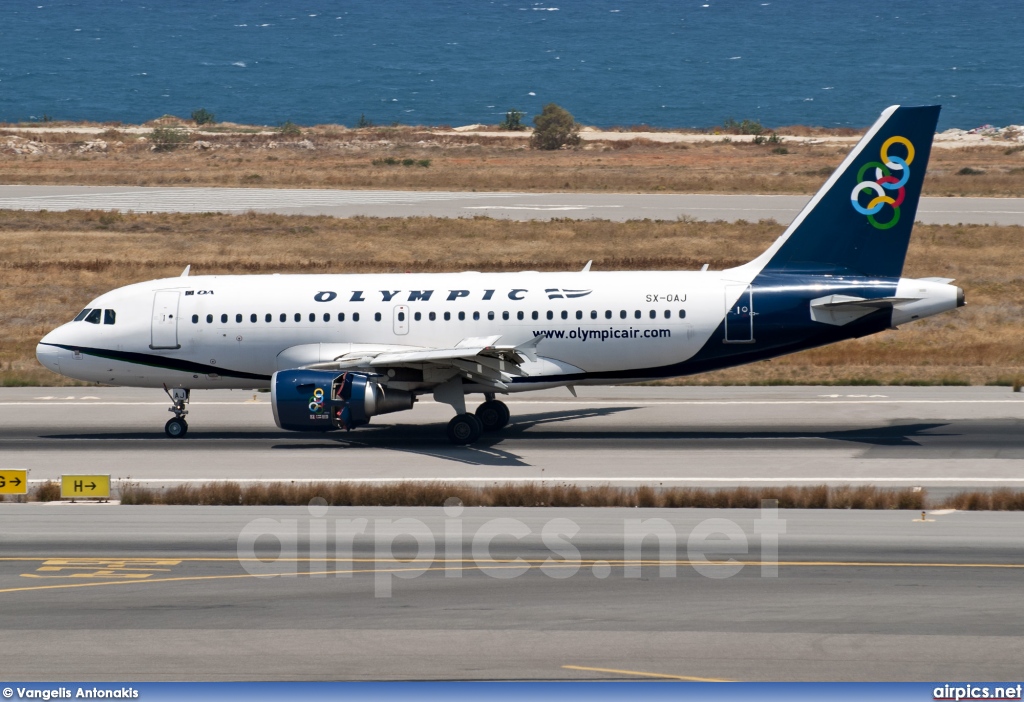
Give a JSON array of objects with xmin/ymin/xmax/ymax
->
[{"xmin": 302, "ymin": 335, "xmax": 542, "ymax": 390}]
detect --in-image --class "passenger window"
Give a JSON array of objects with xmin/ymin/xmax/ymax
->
[
  {"xmin": 487, "ymin": 311, "xmax": 494, "ymax": 321},
  {"xmin": 605, "ymin": 310, "xmax": 612, "ymax": 320},
  {"xmin": 398, "ymin": 311, "xmax": 406, "ymax": 322},
  {"xmin": 220, "ymin": 314, "xmax": 228, "ymax": 323},
  {"xmin": 664, "ymin": 310, "xmax": 670, "ymax": 319},
  {"xmin": 74, "ymin": 309, "xmax": 91, "ymax": 322},
  {"xmin": 546, "ymin": 311, "xmax": 553, "ymax": 320},
  {"xmin": 576, "ymin": 311, "xmax": 583, "ymax": 320},
  {"xmin": 414, "ymin": 312, "xmax": 421, "ymax": 321},
  {"xmin": 620, "ymin": 310, "xmax": 627, "ymax": 319},
  {"xmin": 236, "ymin": 314, "xmax": 242, "ymax": 323},
  {"xmin": 679, "ymin": 310, "xmax": 686, "ymax": 319},
  {"xmin": 429, "ymin": 312, "xmax": 436, "ymax": 321},
  {"xmin": 338, "ymin": 312, "xmax": 346, "ymax": 322},
  {"xmin": 84, "ymin": 309, "xmax": 102, "ymax": 324},
  {"xmin": 473, "ymin": 311, "xmax": 479, "ymax": 321},
  {"xmin": 374, "ymin": 312, "xmax": 382, "ymax": 322},
  {"xmin": 251, "ymin": 314, "xmax": 257, "ymax": 323},
  {"xmin": 634, "ymin": 310, "xmax": 641, "ymax": 319},
  {"xmin": 517, "ymin": 311, "xmax": 524, "ymax": 321},
  {"xmin": 502, "ymin": 311, "xmax": 509, "ymax": 321},
  {"xmin": 192, "ymin": 314, "xmax": 199, "ymax": 324},
  {"xmin": 591, "ymin": 310, "xmax": 597, "ymax": 320},
  {"xmin": 294, "ymin": 313, "xmax": 301, "ymax": 322},
  {"xmin": 458, "ymin": 312, "xmax": 465, "ymax": 321},
  {"xmin": 531, "ymin": 311, "xmax": 539, "ymax": 321},
  {"xmin": 103, "ymin": 309, "xmax": 116, "ymax": 325},
  {"xmin": 309, "ymin": 313, "xmax": 315, "ymax": 322},
  {"xmin": 561, "ymin": 311, "xmax": 568, "ymax": 320},
  {"xmin": 207, "ymin": 314, "xmax": 214, "ymax": 324},
  {"xmin": 444, "ymin": 312, "xmax": 450, "ymax": 321},
  {"xmin": 280, "ymin": 313, "xmax": 286, "ymax": 322},
  {"xmin": 353, "ymin": 312, "xmax": 360, "ymax": 322},
  {"xmin": 323, "ymin": 313, "xmax": 330, "ymax": 322},
  {"xmin": 266, "ymin": 313, "xmax": 272, "ymax": 323}
]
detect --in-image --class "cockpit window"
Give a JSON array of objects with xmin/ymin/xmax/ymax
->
[
  {"xmin": 73, "ymin": 308, "xmax": 91, "ymax": 322},
  {"xmin": 84, "ymin": 309, "xmax": 102, "ymax": 324},
  {"xmin": 103, "ymin": 309, "xmax": 116, "ymax": 325}
]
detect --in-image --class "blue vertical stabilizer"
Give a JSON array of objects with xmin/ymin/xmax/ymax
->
[{"xmin": 754, "ymin": 105, "xmax": 940, "ymax": 278}]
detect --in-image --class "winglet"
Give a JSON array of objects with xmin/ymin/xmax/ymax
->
[
  {"xmin": 581, "ymin": 260, "xmax": 592, "ymax": 273},
  {"xmin": 180, "ymin": 265, "xmax": 191, "ymax": 277}
]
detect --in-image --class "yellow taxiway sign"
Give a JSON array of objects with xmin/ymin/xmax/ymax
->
[
  {"xmin": 61, "ymin": 474, "xmax": 111, "ymax": 500},
  {"xmin": 0, "ymin": 469, "xmax": 28, "ymax": 495}
]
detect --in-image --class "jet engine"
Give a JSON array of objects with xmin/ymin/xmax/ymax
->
[{"xmin": 271, "ymin": 370, "xmax": 414, "ymax": 432}]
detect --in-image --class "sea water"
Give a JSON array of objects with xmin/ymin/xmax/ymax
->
[{"xmin": 1, "ymin": 0, "xmax": 1021, "ymax": 130}]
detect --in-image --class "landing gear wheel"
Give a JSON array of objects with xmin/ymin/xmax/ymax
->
[
  {"xmin": 475, "ymin": 400, "xmax": 510, "ymax": 432},
  {"xmin": 447, "ymin": 413, "xmax": 483, "ymax": 445},
  {"xmin": 165, "ymin": 417, "xmax": 188, "ymax": 438}
]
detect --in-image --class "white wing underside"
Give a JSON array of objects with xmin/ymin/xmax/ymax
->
[{"xmin": 302, "ymin": 335, "xmax": 542, "ymax": 390}]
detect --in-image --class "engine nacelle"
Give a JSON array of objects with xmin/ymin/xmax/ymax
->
[{"xmin": 271, "ymin": 370, "xmax": 414, "ymax": 432}]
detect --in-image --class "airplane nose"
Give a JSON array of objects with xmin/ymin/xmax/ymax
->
[{"xmin": 36, "ymin": 342, "xmax": 61, "ymax": 373}]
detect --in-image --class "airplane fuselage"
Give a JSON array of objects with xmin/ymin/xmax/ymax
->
[{"xmin": 36, "ymin": 269, "xmax": 960, "ymax": 392}]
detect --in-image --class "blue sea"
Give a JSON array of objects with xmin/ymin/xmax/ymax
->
[{"xmin": 1, "ymin": 0, "xmax": 1022, "ymax": 130}]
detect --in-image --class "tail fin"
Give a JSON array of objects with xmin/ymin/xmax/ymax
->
[{"xmin": 750, "ymin": 105, "xmax": 940, "ymax": 278}]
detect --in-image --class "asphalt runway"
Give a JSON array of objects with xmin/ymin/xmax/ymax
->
[
  {"xmin": 3, "ymin": 386, "xmax": 1024, "ymax": 496},
  {"xmin": 1, "ymin": 185, "xmax": 1023, "ymax": 225},
  {"xmin": 1, "ymin": 506, "xmax": 1021, "ymax": 681}
]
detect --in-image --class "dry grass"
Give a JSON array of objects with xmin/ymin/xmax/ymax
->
[
  {"xmin": 31, "ymin": 481, "xmax": 61, "ymax": 502},
  {"xmin": 114, "ymin": 480, "xmax": 928, "ymax": 510},
  {"xmin": 2, "ymin": 126, "xmax": 1023, "ymax": 196},
  {"xmin": 2, "ymin": 210, "xmax": 1021, "ymax": 386},
  {"xmin": 938, "ymin": 489, "xmax": 1024, "ymax": 511},
  {"xmin": 31, "ymin": 479, "xmax": 1024, "ymax": 510}
]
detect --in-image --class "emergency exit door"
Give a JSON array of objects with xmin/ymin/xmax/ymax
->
[{"xmin": 393, "ymin": 305, "xmax": 410, "ymax": 335}]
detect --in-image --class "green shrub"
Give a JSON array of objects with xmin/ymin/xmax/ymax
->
[
  {"xmin": 278, "ymin": 121, "xmax": 302, "ymax": 137},
  {"xmin": 500, "ymin": 109, "xmax": 527, "ymax": 131},
  {"xmin": 957, "ymin": 167, "xmax": 984, "ymax": 176},
  {"xmin": 191, "ymin": 108, "xmax": 216, "ymax": 125},
  {"xmin": 149, "ymin": 126, "xmax": 188, "ymax": 151},
  {"xmin": 356, "ymin": 114, "xmax": 373, "ymax": 129},
  {"xmin": 531, "ymin": 103, "xmax": 581, "ymax": 150},
  {"xmin": 722, "ymin": 118, "xmax": 765, "ymax": 135}
]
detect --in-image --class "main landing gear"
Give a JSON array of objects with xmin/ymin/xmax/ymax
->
[
  {"xmin": 163, "ymin": 385, "xmax": 190, "ymax": 438},
  {"xmin": 446, "ymin": 395, "xmax": 511, "ymax": 445}
]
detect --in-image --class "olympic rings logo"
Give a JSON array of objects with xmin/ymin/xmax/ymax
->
[
  {"xmin": 308, "ymin": 387, "xmax": 325, "ymax": 413},
  {"xmin": 850, "ymin": 135, "xmax": 916, "ymax": 230}
]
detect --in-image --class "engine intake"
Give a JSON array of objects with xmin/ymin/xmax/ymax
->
[{"xmin": 271, "ymin": 370, "xmax": 414, "ymax": 432}]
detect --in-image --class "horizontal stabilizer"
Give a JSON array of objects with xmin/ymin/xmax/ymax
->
[{"xmin": 809, "ymin": 294, "xmax": 917, "ymax": 326}]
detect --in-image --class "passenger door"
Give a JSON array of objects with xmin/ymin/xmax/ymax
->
[{"xmin": 151, "ymin": 291, "xmax": 181, "ymax": 349}]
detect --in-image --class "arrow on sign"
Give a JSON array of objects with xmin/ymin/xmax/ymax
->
[
  {"xmin": 11, "ymin": 477, "xmax": 21, "ymax": 486},
  {"xmin": 87, "ymin": 482, "xmax": 97, "ymax": 490}
]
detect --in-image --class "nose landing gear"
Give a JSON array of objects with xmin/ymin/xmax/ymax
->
[{"xmin": 163, "ymin": 385, "xmax": 190, "ymax": 438}]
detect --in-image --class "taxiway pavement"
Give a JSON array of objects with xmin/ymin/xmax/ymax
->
[
  {"xmin": 3, "ymin": 386, "xmax": 1023, "ymax": 496},
  {"xmin": 1, "ymin": 185, "xmax": 1023, "ymax": 225},
  {"xmin": 0, "ymin": 506, "xmax": 1021, "ymax": 681}
]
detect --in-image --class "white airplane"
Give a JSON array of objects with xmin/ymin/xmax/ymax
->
[{"xmin": 37, "ymin": 105, "xmax": 963, "ymax": 444}]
